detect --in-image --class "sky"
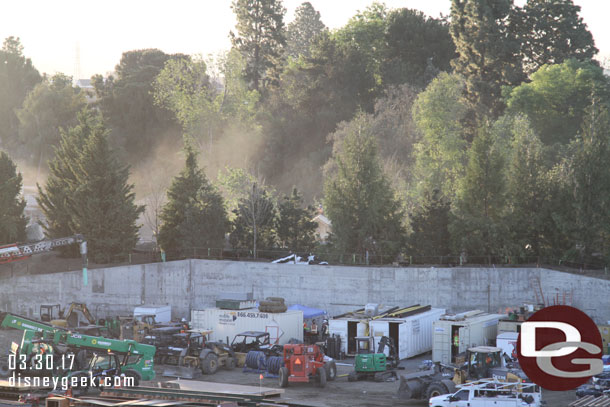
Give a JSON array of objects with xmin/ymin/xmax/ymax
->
[{"xmin": 1, "ymin": 0, "xmax": 609, "ymax": 80}]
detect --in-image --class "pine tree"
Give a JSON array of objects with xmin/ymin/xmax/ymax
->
[
  {"xmin": 450, "ymin": 0, "xmax": 522, "ymax": 123},
  {"xmin": 286, "ymin": 2, "xmax": 326, "ymax": 59},
  {"xmin": 158, "ymin": 144, "xmax": 229, "ymax": 256},
  {"xmin": 408, "ymin": 189, "xmax": 451, "ymax": 257},
  {"xmin": 38, "ymin": 109, "xmax": 143, "ymax": 262},
  {"xmin": 230, "ymin": 0, "xmax": 286, "ymax": 93},
  {"xmin": 276, "ymin": 187, "xmax": 317, "ymax": 252},
  {"xmin": 0, "ymin": 151, "xmax": 26, "ymax": 244},
  {"xmin": 324, "ymin": 114, "xmax": 405, "ymax": 260}
]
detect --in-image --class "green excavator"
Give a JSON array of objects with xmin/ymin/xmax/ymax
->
[{"xmin": 348, "ymin": 336, "xmax": 400, "ymax": 382}]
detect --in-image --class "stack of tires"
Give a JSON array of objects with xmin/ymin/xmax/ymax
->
[
  {"xmin": 259, "ymin": 297, "xmax": 287, "ymax": 313},
  {"xmin": 245, "ymin": 350, "xmax": 267, "ymax": 371}
]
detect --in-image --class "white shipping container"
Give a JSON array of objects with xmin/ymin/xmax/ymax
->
[
  {"xmin": 328, "ymin": 319, "xmax": 368, "ymax": 356},
  {"xmin": 369, "ymin": 308, "xmax": 445, "ymax": 359},
  {"xmin": 191, "ymin": 308, "xmax": 303, "ymax": 345},
  {"xmin": 496, "ymin": 332, "xmax": 519, "ymax": 361},
  {"xmin": 432, "ymin": 311, "xmax": 504, "ymax": 364},
  {"xmin": 134, "ymin": 305, "xmax": 172, "ymax": 323}
]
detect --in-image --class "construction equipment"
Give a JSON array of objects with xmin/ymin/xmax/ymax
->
[
  {"xmin": 277, "ymin": 344, "xmax": 336, "ymax": 388},
  {"xmin": 398, "ymin": 346, "xmax": 525, "ymax": 400},
  {"xmin": 0, "ymin": 312, "xmax": 156, "ymax": 381},
  {"xmin": 40, "ymin": 305, "xmax": 61, "ymax": 322},
  {"xmin": 160, "ymin": 330, "xmax": 237, "ymax": 378},
  {"xmin": 231, "ymin": 331, "xmax": 283, "ymax": 356},
  {"xmin": 428, "ymin": 379, "xmax": 542, "ymax": 407},
  {"xmin": 348, "ymin": 336, "xmax": 399, "ymax": 382},
  {"xmin": 0, "ymin": 234, "xmax": 86, "ymax": 264}
]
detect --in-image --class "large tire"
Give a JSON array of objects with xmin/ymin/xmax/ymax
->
[
  {"xmin": 245, "ymin": 351, "xmax": 266, "ymax": 370},
  {"xmin": 266, "ymin": 297, "xmax": 285, "ymax": 304},
  {"xmin": 441, "ymin": 379, "xmax": 456, "ymax": 394},
  {"xmin": 279, "ymin": 366, "xmax": 289, "ymax": 388},
  {"xmin": 201, "ymin": 353, "xmax": 219, "ymax": 375},
  {"xmin": 266, "ymin": 356, "xmax": 283, "ymax": 374},
  {"xmin": 123, "ymin": 369, "xmax": 141, "ymax": 387},
  {"xmin": 425, "ymin": 382, "xmax": 448, "ymax": 399},
  {"xmin": 325, "ymin": 361, "xmax": 337, "ymax": 381},
  {"xmin": 316, "ymin": 367, "xmax": 326, "ymax": 388}
]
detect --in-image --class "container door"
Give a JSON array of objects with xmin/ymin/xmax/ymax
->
[
  {"xmin": 329, "ymin": 320, "xmax": 348, "ymax": 355},
  {"xmin": 370, "ymin": 322, "xmax": 389, "ymax": 355},
  {"xmin": 459, "ymin": 326, "xmax": 468, "ymax": 354},
  {"xmin": 433, "ymin": 322, "xmax": 449, "ymax": 364},
  {"xmin": 398, "ymin": 322, "xmax": 408, "ymax": 359}
]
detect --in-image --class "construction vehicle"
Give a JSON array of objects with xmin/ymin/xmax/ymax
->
[
  {"xmin": 161, "ymin": 331, "xmax": 237, "ymax": 378},
  {"xmin": 348, "ymin": 336, "xmax": 399, "ymax": 382},
  {"xmin": 231, "ymin": 331, "xmax": 283, "ymax": 356},
  {"xmin": 398, "ymin": 346, "xmax": 526, "ymax": 400},
  {"xmin": 428, "ymin": 379, "xmax": 542, "ymax": 407},
  {"xmin": 0, "ymin": 312, "xmax": 155, "ymax": 381},
  {"xmin": 0, "ymin": 234, "xmax": 86, "ymax": 264},
  {"xmin": 278, "ymin": 344, "xmax": 336, "ymax": 388}
]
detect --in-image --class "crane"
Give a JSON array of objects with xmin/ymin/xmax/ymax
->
[{"xmin": 0, "ymin": 234, "xmax": 86, "ymax": 264}]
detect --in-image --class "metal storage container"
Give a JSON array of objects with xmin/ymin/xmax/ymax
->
[
  {"xmin": 191, "ymin": 308, "xmax": 303, "ymax": 345},
  {"xmin": 328, "ymin": 318, "xmax": 368, "ymax": 356},
  {"xmin": 432, "ymin": 310, "xmax": 505, "ymax": 364},
  {"xmin": 369, "ymin": 307, "xmax": 445, "ymax": 359}
]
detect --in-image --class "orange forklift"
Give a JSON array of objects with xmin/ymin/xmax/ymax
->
[{"xmin": 278, "ymin": 344, "xmax": 336, "ymax": 388}]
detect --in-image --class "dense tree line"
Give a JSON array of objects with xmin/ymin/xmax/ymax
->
[{"xmin": 1, "ymin": 0, "xmax": 609, "ymax": 267}]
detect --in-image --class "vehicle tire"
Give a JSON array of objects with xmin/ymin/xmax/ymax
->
[
  {"xmin": 266, "ymin": 297, "xmax": 285, "ymax": 304},
  {"xmin": 266, "ymin": 356, "xmax": 283, "ymax": 374},
  {"xmin": 316, "ymin": 367, "xmax": 326, "ymax": 388},
  {"xmin": 279, "ymin": 366, "xmax": 289, "ymax": 388},
  {"xmin": 325, "ymin": 361, "xmax": 337, "ymax": 381},
  {"xmin": 348, "ymin": 371, "xmax": 357, "ymax": 382},
  {"xmin": 123, "ymin": 369, "xmax": 141, "ymax": 387},
  {"xmin": 0, "ymin": 358, "xmax": 10, "ymax": 378},
  {"xmin": 441, "ymin": 379, "xmax": 456, "ymax": 394},
  {"xmin": 201, "ymin": 353, "xmax": 219, "ymax": 375},
  {"xmin": 225, "ymin": 357, "xmax": 236, "ymax": 370},
  {"xmin": 425, "ymin": 382, "xmax": 447, "ymax": 399}
]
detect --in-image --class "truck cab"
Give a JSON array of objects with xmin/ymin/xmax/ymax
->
[{"xmin": 428, "ymin": 380, "xmax": 542, "ymax": 407}]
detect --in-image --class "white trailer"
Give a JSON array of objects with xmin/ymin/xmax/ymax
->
[
  {"xmin": 369, "ymin": 308, "xmax": 445, "ymax": 359},
  {"xmin": 133, "ymin": 305, "xmax": 171, "ymax": 323},
  {"xmin": 328, "ymin": 318, "xmax": 368, "ymax": 356},
  {"xmin": 432, "ymin": 310, "xmax": 505, "ymax": 364},
  {"xmin": 191, "ymin": 308, "xmax": 303, "ymax": 345}
]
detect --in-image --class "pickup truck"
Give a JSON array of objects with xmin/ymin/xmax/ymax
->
[{"xmin": 428, "ymin": 379, "xmax": 542, "ymax": 407}]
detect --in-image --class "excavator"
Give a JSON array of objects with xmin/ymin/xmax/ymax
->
[
  {"xmin": 348, "ymin": 336, "xmax": 400, "ymax": 382},
  {"xmin": 0, "ymin": 311, "xmax": 155, "ymax": 382}
]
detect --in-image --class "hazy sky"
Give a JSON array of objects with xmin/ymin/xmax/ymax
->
[{"xmin": 1, "ymin": 0, "xmax": 608, "ymax": 79}]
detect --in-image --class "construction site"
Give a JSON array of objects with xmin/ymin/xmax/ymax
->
[{"xmin": 0, "ymin": 238, "xmax": 609, "ymax": 407}]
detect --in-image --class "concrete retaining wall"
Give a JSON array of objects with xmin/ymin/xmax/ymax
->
[{"xmin": 0, "ymin": 260, "xmax": 608, "ymax": 323}]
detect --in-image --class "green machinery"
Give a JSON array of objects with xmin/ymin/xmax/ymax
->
[
  {"xmin": 348, "ymin": 336, "xmax": 399, "ymax": 382},
  {"xmin": 0, "ymin": 312, "xmax": 156, "ymax": 382}
]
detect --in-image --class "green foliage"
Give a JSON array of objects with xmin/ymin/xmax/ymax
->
[
  {"xmin": 515, "ymin": 0, "xmax": 597, "ymax": 76},
  {"xmin": 407, "ymin": 189, "xmax": 451, "ymax": 257},
  {"xmin": 276, "ymin": 188, "xmax": 317, "ymax": 252},
  {"xmin": 411, "ymin": 73, "xmax": 469, "ymax": 203},
  {"xmin": 0, "ymin": 151, "xmax": 26, "ymax": 244},
  {"xmin": 93, "ymin": 49, "xmax": 185, "ymax": 159},
  {"xmin": 230, "ymin": 0, "xmax": 286, "ymax": 93},
  {"xmin": 383, "ymin": 8, "xmax": 455, "ymax": 88},
  {"xmin": 230, "ymin": 182, "xmax": 276, "ymax": 257},
  {"xmin": 286, "ymin": 2, "xmax": 326, "ymax": 59},
  {"xmin": 324, "ymin": 113, "xmax": 405, "ymax": 258},
  {"xmin": 505, "ymin": 59, "xmax": 610, "ymax": 146},
  {"xmin": 38, "ymin": 109, "xmax": 143, "ymax": 261},
  {"xmin": 17, "ymin": 73, "xmax": 86, "ymax": 171},
  {"xmin": 450, "ymin": 0, "xmax": 523, "ymax": 121},
  {"xmin": 0, "ymin": 37, "xmax": 42, "ymax": 151},
  {"xmin": 216, "ymin": 167, "xmax": 258, "ymax": 217},
  {"xmin": 451, "ymin": 126, "xmax": 507, "ymax": 256},
  {"xmin": 158, "ymin": 144, "xmax": 229, "ymax": 255}
]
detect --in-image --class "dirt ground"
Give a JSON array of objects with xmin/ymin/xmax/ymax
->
[{"xmin": 0, "ymin": 328, "xmax": 577, "ymax": 407}]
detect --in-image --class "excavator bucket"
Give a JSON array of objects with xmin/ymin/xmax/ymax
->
[{"xmin": 162, "ymin": 365, "xmax": 200, "ymax": 379}]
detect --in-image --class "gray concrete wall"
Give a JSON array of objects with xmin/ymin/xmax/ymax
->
[{"xmin": 0, "ymin": 260, "xmax": 608, "ymax": 323}]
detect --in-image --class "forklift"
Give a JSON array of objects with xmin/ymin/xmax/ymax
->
[{"xmin": 348, "ymin": 336, "xmax": 400, "ymax": 382}]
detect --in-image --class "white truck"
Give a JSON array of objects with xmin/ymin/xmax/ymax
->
[{"xmin": 428, "ymin": 379, "xmax": 542, "ymax": 407}]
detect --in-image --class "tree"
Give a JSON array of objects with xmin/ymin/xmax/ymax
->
[
  {"xmin": 324, "ymin": 114, "xmax": 405, "ymax": 259},
  {"xmin": 505, "ymin": 59, "xmax": 610, "ymax": 146},
  {"xmin": 276, "ymin": 188, "xmax": 317, "ymax": 252},
  {"xmin": 38, "ymin": 109, "xmax": 143, "ymax": 262},
  {"xmin": 17, "ymin": 73, "xmax": 86, "ymax": 178},
  {"xmin": 230, "ymin": 182, "xmax": 276, "ymax": 258},
  {"xmin": 383, "ymin": 8, "xmax": 455, "ymax": 88},
  {"xmin": 158, "ymin": 144, "xmax": 229, "ymax": 256},
  {"xmin": 515, "ymin": 0, "xmax": 597, "ymax": 76},
  {"xmin": 450, "ymin": 0, "xmax": 522, "ymax": 122},
  {"xmin": 92, "ymin": 49, "xmax": 185, "ymax": 160},
  {"xmin": 0, "ymin": 151, "xmax": 26, "ymax": 244},
  {"xmin": 407, "ymin": 189, "xmax": 451, "ymax": 257},
  {"xmin": 230, "ymin": 0, "xmax": 286, "ymax": 93},
  {"xmin": 451, "ymin": 126, "xmax": 507, "ymax": 257},
  {"xmin": 0, "ymin": 37, "xmax": 42, "ymax": 151},
  {"xmin": 286, "ymin": 2, "xmax": 326, "ymax": 59}
]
